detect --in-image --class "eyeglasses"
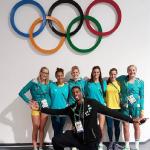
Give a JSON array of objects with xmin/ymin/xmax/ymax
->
[{"xmin": 41, "ymin": 71, "xmax": 49, "ymax": 75}]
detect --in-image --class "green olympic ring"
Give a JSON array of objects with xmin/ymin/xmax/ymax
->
[{"xmin": 67, "ymin": 15, "xmax": 102, "ymax": 53}]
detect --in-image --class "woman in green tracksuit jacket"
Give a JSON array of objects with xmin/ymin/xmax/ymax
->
[
  {"xmin": 117, "ymin": 65, "xmax": 144, "ymax": 150},
  {"xmin": 68, "ymin": 66, "xmax": 86, "ymax": 105},
  {"xmin": 49, "ymin": 68, "xmax": 69, "ymax": 137},
  {"xmin": 85, "ymin": 66, "xmax": 107, "ymax": 150},
  {"xmin": 19, "ymin": 67, "xmax": 51, "ymax": 150}
]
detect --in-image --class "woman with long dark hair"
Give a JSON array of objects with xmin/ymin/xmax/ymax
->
[{"xmin": 85, "ymin": 66, "xmax": 107, "ymax": 150}]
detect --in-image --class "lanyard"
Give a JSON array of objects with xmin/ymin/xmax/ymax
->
[
  {"xmin": 110, "ymin": 82, "xmax": 121, "ymax": 99},
  {"xmin": 110, "ymin": 82, "xmax": 120, "ymax": 93},
  {"xmin": 72, "ymin": 102, "xmax": 83, "ymax": 123},
  {"xmin": 72, "ymin": 101, "xmax": 85, "ymax": 141}
]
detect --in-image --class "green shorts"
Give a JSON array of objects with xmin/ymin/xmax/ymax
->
[{"xmin": 121, "ymin": 102, "xmax": 141, "ymax": 118}]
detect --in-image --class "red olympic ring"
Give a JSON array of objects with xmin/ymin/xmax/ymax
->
[{"xmin": 85, "ymin": 0, "xmax": 122, "ymax": 36}]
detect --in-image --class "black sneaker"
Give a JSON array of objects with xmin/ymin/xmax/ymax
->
[
  {"xmin": 113, "ymin": 143, "xmax": 123, "ymax": 150},
  {"xmin": 108, "ymin": 142, "xmax": 113, "ymax": 150}
]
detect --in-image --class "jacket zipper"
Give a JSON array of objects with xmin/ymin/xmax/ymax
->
[{"xmin": 92, "ymin": 128, "xmax": 96, "ymax": 139}]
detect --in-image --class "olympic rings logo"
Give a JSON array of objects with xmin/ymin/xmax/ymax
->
[{"xmin": 10, "ymin": 0, "xmax": 122, "ymax": 55}]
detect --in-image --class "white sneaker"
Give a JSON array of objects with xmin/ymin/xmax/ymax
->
[
  {"xmin": 72, "ymin": 147, "xmax": 78, "ymax": 150},
  {"xmin": 135, "ymin": 145, "xmax": 140, "ymax": 150},
  {"xmin": 39, "ymin": 147, "xmax": 43, "ymax": 150},
  {"xmin": 98, "ymin": 144, "xmax": 103, "ymax": 150}
]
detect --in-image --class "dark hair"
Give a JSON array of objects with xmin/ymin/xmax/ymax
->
[
  {"xmin": 107, "ymin": 68, "xmax": 118, "ymax": 84},
  {"xmin": 109, "ymin": 68, "xmax": 118, "ymax": 75},
  {"xmin": 89, "ymin": 66, "xmax": 102, "ymax": 82},
  {"xmin": 71, "ymin": 86, "xmax": 81, "ymax": 92},
  {"xmin": 55, "ymin": 68, "xmax": 64, "ymax": 77},
  {"xmin": 89, "ymin": 66, "xmax": 105, "ymax": 97}
]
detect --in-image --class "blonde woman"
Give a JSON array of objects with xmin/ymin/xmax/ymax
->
[
  {"xmin": 19, "ymin": 67, "xmax": 51, "ymax": 150},
  {"xmin": 117, "ymin": 65, "xmax": 144, "ymax": 150},
  {"xmin": 68, "ymin": 66, "xmax": 86, "ymax": 105},
  {"xmin": 68, "ymin": 66, "xmax": 86, "ymax": 150}
]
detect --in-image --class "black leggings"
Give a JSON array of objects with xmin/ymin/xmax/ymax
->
[
  {"xmin": 52, "ymin": 130, "xmax": 99, "ymax": 150},
  {"xmin": 106, "ymin": 115, "xmax": 120, "ymax": 142}
]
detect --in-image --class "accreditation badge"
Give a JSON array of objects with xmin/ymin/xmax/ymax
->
[
  {"xmin": 127, "ymin": 95, "xmax": 136, "ymax": 104},
  {"xmin": 75, "ymin": 121, "xmax": 84, "ymax": 133},
  {"xmin": 41, "ymin": 99, "xmax": 48, "ymax": 108}
]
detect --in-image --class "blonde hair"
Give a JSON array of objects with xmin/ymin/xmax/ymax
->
[
  {"xmin": 71, "ymin": 65, "xmax": 80, "ymax": 72},
  {"xmin": 37, "ymin": 67, "xmax": 49, "ymax": 84},
  {"xmin": 127, "ymin": 65, "xmax": 137, "ymax": 71}
]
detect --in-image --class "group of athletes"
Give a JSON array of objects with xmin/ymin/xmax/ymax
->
[{"xmin": 19, "ymin": 65, "xmax": 146, "ymax": 150}]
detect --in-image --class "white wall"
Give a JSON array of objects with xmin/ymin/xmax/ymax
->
[{"xmin": 0, "ymin": 0, "xmax": 150, "ymax": 143}]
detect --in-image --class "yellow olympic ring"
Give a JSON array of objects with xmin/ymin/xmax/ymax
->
[{"xmin": 29, "ymin": 16, "xmax": 65, "ymax": 55}]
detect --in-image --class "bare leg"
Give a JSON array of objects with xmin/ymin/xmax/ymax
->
[
  {"xmin": 123, "ymin": 122, "xmax": 130, "ymax": 148},
  {"xmin": 99, "ymin": 114, "xmax": 105, "ymax": 142},
  {"xmin": 133, "ymin": 122, "xmax": 140, "ymax": 149},
  {"xmin": 32, "ymin": 115, "xmax": 40, "ymax": 149},
  {"xmin": 39, "ymin": 113, "xmax": 48, "ymax": 147},
  {"xmin": 98, "ymin": 114, "xmax": 105, "ymax": 149},
  {"xmin": 133, "ymin": 122, "xmax": 140, "ymax": 140}
]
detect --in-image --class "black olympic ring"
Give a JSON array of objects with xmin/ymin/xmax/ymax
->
[{"xmin": 48, "ymin": 0, "xmax": 84, "ymax": 37}]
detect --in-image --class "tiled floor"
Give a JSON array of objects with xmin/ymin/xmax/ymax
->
[{"xmin": 0, "ymin": 142, "xmax": 150, "ymax": 150}]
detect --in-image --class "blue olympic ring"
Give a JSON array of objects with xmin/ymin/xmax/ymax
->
[{"xmin": 10, "ymin": 0, "xmax": 46, "ymax": 38}]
